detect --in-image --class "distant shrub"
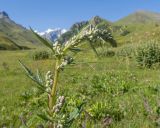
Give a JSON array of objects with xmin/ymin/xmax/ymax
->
[
  {"xmin": 2, "ymin": 62, "xmax": 9, "ymax": 70},
  {"xmin": 136, "ymin": 42, "xmax": 160, "ymax": 68},
  {"xmin": 155, "ymin": 23, "xmax": 159, "ymax": 27},
  {"xmin": 116, "ymin": 44, "xmax": 136, "ymax": 58},
  {"xmin": 31, "ymin": 50, "xmax": 50, "ymax": 60},
  {"xmin": 120, "ymin": 30, "xmax": 130, "ymax": 36}
]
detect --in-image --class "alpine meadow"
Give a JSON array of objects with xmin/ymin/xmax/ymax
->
[{"xmin": 0, "ymin": 1, "xmax": 160, "ymax": 128}]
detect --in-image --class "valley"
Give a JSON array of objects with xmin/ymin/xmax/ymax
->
[{"xmin": 0, "ymin": 9, "xmax": 160, "ymax": 127}]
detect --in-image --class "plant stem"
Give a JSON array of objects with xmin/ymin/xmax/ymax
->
[{"xmin": 49, "ymin": 58, "xmax": 60, "ymax": 110}]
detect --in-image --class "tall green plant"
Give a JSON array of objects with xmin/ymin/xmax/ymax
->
[{"xmin": 19, "ymin": 24, "xmax": 116, "ymax": 127}]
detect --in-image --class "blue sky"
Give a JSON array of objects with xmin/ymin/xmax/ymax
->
[{"xmin": 0, "ymin": 0, "xmax": 160, "ymax": 31}]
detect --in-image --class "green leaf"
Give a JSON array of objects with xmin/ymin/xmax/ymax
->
[
  {"xmin": 19, "ymin": 60, "xmax": 46, "ymax": 91},
  {"xmin": 68, "ymin": 102, "xmax": 85, "ymax": 123},
  {"xmin": 19, "ymin": 60, "xmax": 34, "ymax": 79},
  {"xmin": 69, "ymin": 47, "xmax": 82, "ymax": 53},
  {"xmin": 36, "ymin": 69, "xmax": 45, "ymax": 85},
  {"xmin": 88, "ymin": 41, "xmax": 99, "ymax": 57},
  {"xmin": 69, "ymin": 108, "xmax": 79, "ymax": 121},
  {"xmin": 30, "ymin": 28, "xmax": 54, "ymax": 52}
]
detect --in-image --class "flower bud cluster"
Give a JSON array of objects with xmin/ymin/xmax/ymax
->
[
  {"xmin": 59, "ymin": 56, "xmax": 73, "ymax": 69},
  {"xmin": 71, "ymin": 26, "xmax": 113, "ymax": 44},
  {"xmin": 64, "ymin": 25, "xmax": 114, "ymax": 54},
  {"xmin": 82, "ymin": 28, "xmax": 113, "ymax": 41},
  {"xmin": 53, "ymin": 42, "xmax": 63, "ymax": 56},
  {"xmin": 45, "ymin": 71, "xmax": 53, "ymax": 92},
  {"xmin": 64, "ymin": 56, "xmax": 73, "ymax": 64},
  {"xmin": 52, "ymin": 96, "xmax": 65, "ymax": 113}
]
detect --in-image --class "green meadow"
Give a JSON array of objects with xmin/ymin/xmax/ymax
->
[{"xmin": 0, "ymin": 46, "xmax": 160, "ymax": 127}]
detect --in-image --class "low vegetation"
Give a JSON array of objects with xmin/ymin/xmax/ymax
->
[
  {"xmin": 31, "ymin": 50, "xmax": 51, "ymax": 60},
  {"xmin": 0, "ymin": 48, "xmax": 160, "ymax": 127},
  {"xmin": 136, "ymin": 41, "xmax": 160, "ymax": 68}
]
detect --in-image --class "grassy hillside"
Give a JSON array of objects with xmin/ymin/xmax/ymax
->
[
  {"xmin": 0, "ymin": 12, "xmax": 41, "ymax": 50},
  {"xmin": 59, "ymin": 11, "xmax": 160, "ymax": 47},
  {"xmin": 109, "ymin": 10, "xmax": 160, "ymax": 46},
  {"xmin": 115, "ymin": 10, "xmax": 160, "ymax": 25},
  {"xmin": 113, "ymin": 23, "xmax": 160, "ymax": 45},
  {"xmin": 1, "ymin": 10, "xmax": 160, "ymax": 50}
]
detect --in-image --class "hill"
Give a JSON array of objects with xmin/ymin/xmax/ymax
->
[
  {"xmin": 111, "ymin": 10, "xmax": 160, "ymax": 45},
  {"xmin": 1, "ymin": 10, "xmax": 160, "ymax": 50},
  {"xmin": 0, "ymin": 11, "xmax": 40, "ymax": 50},
  {"xmin": 115, "ymin": 10, "xmax": 160, "ymax": 25},
  {"xmin": 59, "ymin": 16, "xmax": 112, "ymax": 43},
  {"xmin": 56, "ymin": 11, "xmax": 160, "ymax": 46}
]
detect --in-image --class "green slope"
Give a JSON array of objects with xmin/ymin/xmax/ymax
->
[
  {"xmin": 0, "ymin": 11, "xmax": 41, "ymax": 50},
  {"xmin": 111, "ymin": 10, "xmax": 160, "ymax": 45},
  {"xmin": 115, "ymin": 10, "xmax": 160, "ymax": 25}
]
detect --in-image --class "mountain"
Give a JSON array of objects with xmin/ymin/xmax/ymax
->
[
  {"xmin": 58, "ymin": 21, "xmax": 89, "ymax": 43},
  {"xmin": 37, "ymin": 28, "xmax": 67, "ymax": 42},
  {"xmin": 0, "ymin": 11, "xmax": 40, "ymax": 50},
  {"xmin": 90, "ymin": 16, "xmax": 111, "ymax": 27},
  {"xmin": 1, "ymin": 10, "xmax": 160, "ymax": 50},
  {"xmin": 59, "ymin": 16, "xmax": 112, "ymax": 43},
  {"xmin": 115, "ymin": 10, "xmax": 160, "ymax": 25},
  {"xmin": 112, "ymin": 10, "xmax": 160, "ymax": 45}
]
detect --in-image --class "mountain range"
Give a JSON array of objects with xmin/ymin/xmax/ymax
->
[
  {"xmin": 0, "ymin": 10, "xmax": 160, "ymax": 50},
  {"xmin": 36, "ymin": 28, "xmax": 67, "ymax": 42},
  {"xmin": 58, "ymin": 11, "xmax": 160, "ymax": 44}
]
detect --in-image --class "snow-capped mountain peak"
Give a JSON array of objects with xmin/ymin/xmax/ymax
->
[
  {"xmin": 46, "ymin": 28, "xmax": 58, "ymax": 33},
  {"xmin": 36, "ymin": 28, "xmax": 67, "ymax": 42}
]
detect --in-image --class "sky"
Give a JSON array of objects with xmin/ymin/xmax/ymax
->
[{"xmin": 0, "ymin": 0, "xmax": 160, "ymax": 31}]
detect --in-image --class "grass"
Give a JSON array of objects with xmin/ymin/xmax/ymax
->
[{"xmin": 0, "ymin": 48, "xmax": 160, "ymax": 127}]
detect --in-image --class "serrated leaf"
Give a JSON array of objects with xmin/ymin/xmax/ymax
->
[
  {"xmin": 68, "ymin": 102, "xmax": 85, "ymax": 123},
  {"xmin": 19, "ymin": 60, "xmax": 46, "ymax": 91},
  {"xmin": 36, "ymin": 69, "xmax": 45, "ymax": 85},
  {"xmin": 69, "ymin": 108, "xmax": 79, "ymax": 121}
]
